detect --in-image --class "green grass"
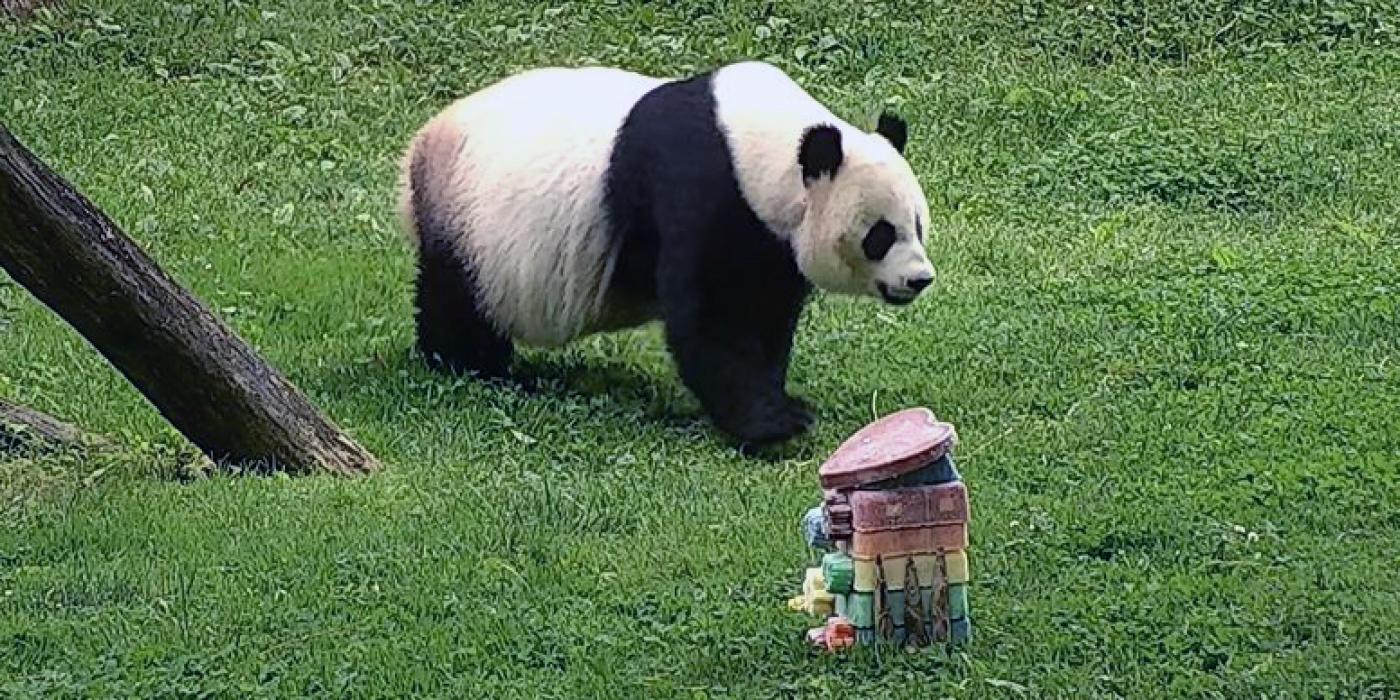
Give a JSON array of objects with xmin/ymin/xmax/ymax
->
[{"xmin": 3, "ymin": 1, "xmax": 1399, "ymax": 696}]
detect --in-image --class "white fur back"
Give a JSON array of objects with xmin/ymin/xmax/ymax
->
[{"xmin": 400, "ymin": 67, "xmax": 663, "ymax": 346}]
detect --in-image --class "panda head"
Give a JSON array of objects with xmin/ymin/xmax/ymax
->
[{"xmin": 793, "ymin": 113, "xmax": 935, "ymax": 306}]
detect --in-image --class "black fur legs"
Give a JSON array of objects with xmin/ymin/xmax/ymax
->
[
  {"xmin": 660, "ymin": 267, "xmax": 812, "ymax": 446},
  {"xmin": 664, "ymin": 325, "xmax": 812, "ymax": 445},
  {"xmin": 413, "ymin": 237, "xmax": 513, "ymax": 378}
]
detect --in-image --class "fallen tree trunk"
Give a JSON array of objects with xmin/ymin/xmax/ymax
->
[
  {"xmin": 0, "ymin": 124, "xmax": 379, "ymax": 475},
  {"xmin": 1, "ymin": 1, "xmax": 58, "ymax": 20},
  {"xmin": 0, "ymin": 398, "xmax": 106, "ymax": 452}
]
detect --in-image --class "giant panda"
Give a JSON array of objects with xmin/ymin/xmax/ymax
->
[{"xmin": 398, "ymin": 61, "xmax": 936, "ymax": 445}]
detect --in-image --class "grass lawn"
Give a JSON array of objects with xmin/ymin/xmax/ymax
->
[{"xmin": 3, "ymin": 1, "xmax": 1399, "ymax": 697}]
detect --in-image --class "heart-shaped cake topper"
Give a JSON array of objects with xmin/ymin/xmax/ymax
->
[{"xmin": 818, "ymin": 407, "xmax": 957, "ymax": 490}]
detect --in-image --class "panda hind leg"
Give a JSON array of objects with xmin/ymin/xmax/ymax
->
[{"xmin": 413, "ymin": 236, "xmax": 514, "ymax": 379}]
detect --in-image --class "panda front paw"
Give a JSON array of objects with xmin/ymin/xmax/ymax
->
[
  {"xmin": 722, "ymin": 394, "xmax": 814, "ymax": 446},
  {"xmin": 782, "ymin": 394, "xmax": 815, "ymax": 430}
]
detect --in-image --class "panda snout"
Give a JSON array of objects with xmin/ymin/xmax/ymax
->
[
  {"xmin": 877, "ymin": 274, "xmax": 934, "ymax": 306},
  {"xmin": 905, "ymin": 275, "xmax": 933, "ymax": 293}
]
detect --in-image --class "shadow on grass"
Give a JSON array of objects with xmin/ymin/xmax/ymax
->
[
  {"xmin": 308, "ymin": 345, "xmax": 817, "ymax": 462},
  {"xmin": 518, "ymin": 352, "xmax": 821, "ymax": 461}
]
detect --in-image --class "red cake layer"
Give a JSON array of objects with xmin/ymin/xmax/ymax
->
[{"xmin": 849, "ymin": 481, "xmax": 969, "ymax": 532}]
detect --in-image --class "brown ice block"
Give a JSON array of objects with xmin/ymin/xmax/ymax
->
[
  {"xmin": 849, "ymin": 481, "xmax": 969, "ymax": 531},
  {"xmin": 819, "ymin": 408, "xmax": 957, "ymax": 490},
  {"xmin": 851, "ymin": 523, "xmax": 967, "ymax": 557}
]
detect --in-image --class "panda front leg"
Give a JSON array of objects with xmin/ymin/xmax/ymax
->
[
  {"xmin": 660, "ymin": 272, "xmax": 811, "ymax": 445},
  {"xmin": 753, "ymin": 288, "xmax": 813, "ymax": 427}
]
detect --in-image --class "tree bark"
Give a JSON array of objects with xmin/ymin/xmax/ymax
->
[
  {"xmin": 0, "ymin": 124, "xmax": 379, "ymax": 475},
  {"xmin": 1, "ymin": 0, "xmax": 57, "ymax": 20},
  {"xmin": 0, "ymin": 398, "xmax": 106, "ymax": 451}
]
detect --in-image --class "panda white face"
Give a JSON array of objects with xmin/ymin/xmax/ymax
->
[
  {"xmin": 861, "ymin": 213, "xmax": 933, "ymax": 306},
  {"xmin": 794, "ymin": 114, "xmax": 936, "ymax": 306}
]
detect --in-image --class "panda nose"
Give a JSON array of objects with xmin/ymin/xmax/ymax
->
[{"xmin": 905, "ymin": 275, "xmax": 933, "ymax": 293}]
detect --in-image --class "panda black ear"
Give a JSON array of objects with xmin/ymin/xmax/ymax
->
[
  {"xmin": 876, "ymin": 112, "xmax": 907, "ymax": 153},
  {"xmin": 798, "ymin": 124, "xmax": 843, "ymax": 184}
]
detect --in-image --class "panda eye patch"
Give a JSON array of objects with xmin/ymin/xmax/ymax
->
[{"xmin": 862, "ymin": 220, "xmax": 896, "ymax": 261}]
